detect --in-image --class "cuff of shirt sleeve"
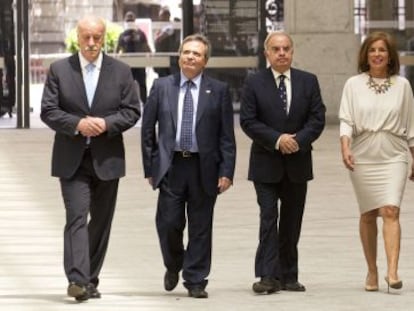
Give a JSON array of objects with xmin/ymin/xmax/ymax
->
[
  {"xmin": 275, "ymin": 137, "xmax": 281, "ymax": 150},
  {"xmin": 339, "ymin": 121, "xmax": 353, "ymax": 138}
]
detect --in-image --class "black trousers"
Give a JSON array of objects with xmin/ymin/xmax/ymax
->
[
  {"xmin": 60, "ymin": 150, "xmax": 119, "ymax": 286},
  {"xmin": 131, "ymin": 68, "xmax": 147, "ymax": 104},
  {"xmin": 253, "ymin": 176, "xmax": 307, "ymax": 283},
  {"xmin": 156, "ymin": 153, "xmax": 217, "ymax": 289}
]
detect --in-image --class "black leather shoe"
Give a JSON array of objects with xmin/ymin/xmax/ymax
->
[
  {"xmin": 188, "ymin": 287, "xmax": 208, "ymax": 298},
  {"xmin": 252, "ymin": 277, "xmax": 281, "ymax": 294},
  {"xmin": 164, "ymin": 271, "xmax": 179, "ymax": 291},
  {"xmin": 282, "ymin": 281, "xmax": 306, "ymax": 292},
  {"xmin": 87, "ymin": 283, "xmax": 101, "ymax": 299},
  {"xmin": 67, "ymin": 282, "xmax": 89, "ymax": 301}
]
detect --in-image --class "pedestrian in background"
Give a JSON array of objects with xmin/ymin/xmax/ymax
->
[{"xmin": 117, "ymin": 11, "xmax": 151, "ymax": 104}]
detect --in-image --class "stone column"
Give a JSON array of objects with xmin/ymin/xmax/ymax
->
[{"xmin": 284, "ymin": 0, "xmax": 360, "ymax": 123}]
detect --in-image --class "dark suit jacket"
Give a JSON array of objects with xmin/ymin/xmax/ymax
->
[
  {"xmin": 41, "ymin": 53, "xmax": 140, "ymax": 180},
  {"xmin": 240, "ymin": 67, "xmax": 325, "ymax": 183},
  {"xmin": 141, "ymin": 73, "xmax": 236, "ymax": 196}
]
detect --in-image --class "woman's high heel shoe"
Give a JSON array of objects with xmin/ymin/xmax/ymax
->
[
  {"xmin": 384, "ymin": 277, "xmax": 403, "ymax": 293},
  {"xmin": 365, "ymin": 273, "xmax": 378, "ymax": 292},
  {"xmin": 365, "ymin": 284, "xmax": 379, "ymax": 292}
]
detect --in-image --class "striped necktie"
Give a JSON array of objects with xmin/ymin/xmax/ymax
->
[
  {"xmin": 278, "ymin": 74, "xmax": 287, "ymax": 114},
  {"xmin": 180, "ymin": 80, "xmax": 194, "ymax": 151}
]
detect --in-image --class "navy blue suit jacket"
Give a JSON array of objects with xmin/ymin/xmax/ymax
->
[
  {"xmin": 141, "ymin": 73, "xmax": 236, "ymax": 196},
  {"xmin": 240, "ymin": 67, "xmax": 325, "ymax": 183}
]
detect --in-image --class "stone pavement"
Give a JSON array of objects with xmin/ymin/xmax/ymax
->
[{"xmin": 0, "ymin": 121, "xmax": 414, "ymax": 310}]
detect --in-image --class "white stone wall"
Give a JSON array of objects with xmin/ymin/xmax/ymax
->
[
  {"xmin": 64, "ymin": 0, "xmax": 114, "ymax": 35},
  {"xmin": 285, "ymin": 0, "xmax": 360, "ymax": 123},
  {"xmin": 31, "ymin": 0, "xmax": 113, "ymax": 53}
]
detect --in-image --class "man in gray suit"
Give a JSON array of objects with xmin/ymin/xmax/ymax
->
[
  {"xmin": 41, "ymin": 15, "xmax": 140, "ymax": 302},
  {"xmin": 141, "ymin": 34, "xmax": 236, "ymax": 299}
]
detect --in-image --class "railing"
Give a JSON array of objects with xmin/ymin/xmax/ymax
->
[
  {"xmin": 399, "ymin": 52, "xmax": 414, "ymax": 66},
  {"xmin": 13, "ymin": 51, "xmax": 414, "ymax": 85},
  {"xmin": 29, "ymin": 53, "xmax": 258, "ymax": 84}
]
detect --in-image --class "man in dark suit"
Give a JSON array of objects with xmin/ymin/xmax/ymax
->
[
  {"xmin": 41, "ymin": 15, "xmax": 140, "ymax": 302},
  {"xmin": 141, "ymin": 34, "xmax": 236, "ymax": 299},
  {"xmin": 240, "ymin": 31, "xmax": 325, "ymax": 294}
]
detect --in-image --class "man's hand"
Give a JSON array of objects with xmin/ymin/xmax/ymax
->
[
  {"xmin": 279, "ymin": 133, "xmax": 299, "ymax": 154},
  {"xmin": 218, "ymin": 177, "xmax": 232, "ymax": 193},
  {"xmin": 147, "ymin": 177, "xmax": 153, "ymax": 187},
  {"xmin": 77, "ymin": 116, "xmax": 107, "ymax": 137}
]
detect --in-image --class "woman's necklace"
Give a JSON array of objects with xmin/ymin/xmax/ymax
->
[{"xmin": 366, "ymin": 74, "xmax": 392, "ymax": 94}]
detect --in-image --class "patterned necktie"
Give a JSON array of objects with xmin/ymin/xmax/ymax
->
[
  {"xmin": 85, "ymin": 63, "xmax": 96, "ymax": 106},
  {"xmin": 278, "ymin": 74, "xmax": 287, "ymax": 114},
  {"xmin": 180, "ymin": 80, "xmax": 194, "ymax": 151}
]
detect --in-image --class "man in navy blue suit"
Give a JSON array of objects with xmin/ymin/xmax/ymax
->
[
  {"xmin": 240, "ymin": 31, "xmax": 325, "ymax": 294},
  {"xmin": 141, "ymin": 34, "xmax": 236, "ymax": 299}
]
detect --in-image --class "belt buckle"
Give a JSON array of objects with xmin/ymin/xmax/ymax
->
[{"xmin": 182, "ymin": 150, "xmax": 192, "ymax": 158}]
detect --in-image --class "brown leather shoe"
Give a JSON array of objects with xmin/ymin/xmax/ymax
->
[
  {"xmin": 87, "ymin": 283, "xmax": 101, "ymax": 299},
  {"xmin": 188, "ymin": 287, "xmax": 208, "ymax": 298},
  {"xmin": 164, "ymin": 271, "xmax": 179, "ymax": 291},
  {"xmin": 252, "ymin": 277, "xmax": 281, "ymax": 294},
  {"xmin": 282, "ymin": 281, "xmax": 306, "ymax": 292},
  {"xmin": 67, "ymin": 282, "xmax": 89, "ymax": 302}
]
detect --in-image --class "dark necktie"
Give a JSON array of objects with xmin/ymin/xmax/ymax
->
[
  {"xmin": 278, "ymin": 74, "xmax": 287, "ymax": 114},
  {"xmin": 180, "ymin": 80, "xmax": 194, "ymax": 151}
]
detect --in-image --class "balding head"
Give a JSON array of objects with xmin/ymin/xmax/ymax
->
[
  {"xmin": 77, "ymin": 15, "xmax": 106, "ymax": 35},
  {"xmin": 76, "ymin": 15, "xmax": 106, "ymax": 62}
]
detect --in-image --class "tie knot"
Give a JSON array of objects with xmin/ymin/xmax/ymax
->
[
  {"xmin": 186, "ymin": 80, "xmax": 194, "ymax": 89},
  {"xmin": 279, "ymin": 75, "xmax": 285, "ymax": 82},
  {"xmin": 86, "ymin": 63, "xmax": 95, "ymax": 73}
]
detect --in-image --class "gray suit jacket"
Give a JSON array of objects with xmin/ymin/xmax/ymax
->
[
  {"xmin": 41, "ymin": 53, "xmax": 140, "ymax": 180},
  {"xmin": 141, "ymin": 73, "xmax": 236, "ymax": 196}
]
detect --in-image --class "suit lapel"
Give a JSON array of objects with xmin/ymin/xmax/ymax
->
[
  {"xmin": 91, "ymin": 54, "xmax": 112, "ymax": 109},
  {"xmin": 196, "ymin": 74, "xmax": 211, "ymax": 123},
  {"xmin": 263, "ymin": 68, "xmax": 286, "ymax": 116},
  {"xmin": 170, "ymin": 74, "xmax": 181, "ymax": 129},
  {"xmin": 69, "ymin": 55, "xmax": 89, "ymax": 108},
  {"xmin": 289, "ymin": 68, "xmax": 299, "ymax": 116}
]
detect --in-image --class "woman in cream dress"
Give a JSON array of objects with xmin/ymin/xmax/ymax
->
[{"xmin": 339, "ymin": 32, "xmax": 414, "ymax": 293}]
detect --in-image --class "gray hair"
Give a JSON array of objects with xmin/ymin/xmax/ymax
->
[
  {"xmin": 264, "ymin": 31, "xmax": 294, "ymax": 50},
  {"xmin": 179, "ymin": 34, "xmax": 212, "ymax": 60}
]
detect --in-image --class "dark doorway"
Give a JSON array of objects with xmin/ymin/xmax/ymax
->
[{"xmin": 0, "ymin": 0, "xmax": 15, "ymax": 118}]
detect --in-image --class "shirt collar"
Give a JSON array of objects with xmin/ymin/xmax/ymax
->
[
  {"xmin": 78, "ymin": 52, "xmax": 103, "ymax": 71},
  {"xmin": 271, "ymin": 68, "xmax": 291, "ymax": 81},
  {"xmin": 180, "ymin": 72, "xmax": 202, "ymax": 89}
]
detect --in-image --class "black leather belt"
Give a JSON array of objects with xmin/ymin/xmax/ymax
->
[{"xmin": 175, "ymin": 151, "xmax": 198, "ymax": 158}]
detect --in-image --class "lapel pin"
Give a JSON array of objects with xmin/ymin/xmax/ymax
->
[{"xmin": 206, "ymin": 90, "xmax": 211, "ymax": 94}]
